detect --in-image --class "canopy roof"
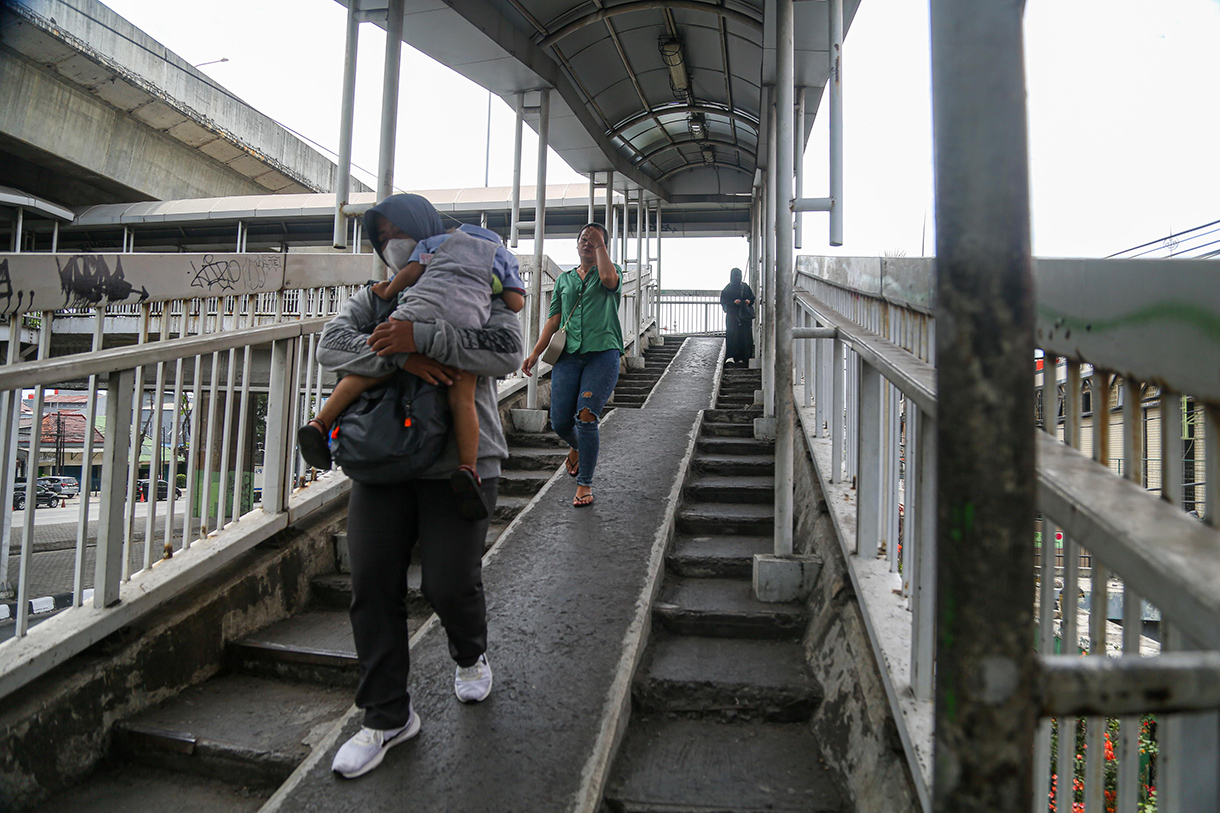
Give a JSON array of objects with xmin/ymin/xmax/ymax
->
[{"xmin": 339, "ymin": 0, "xmax": 859, "ymax": 232}]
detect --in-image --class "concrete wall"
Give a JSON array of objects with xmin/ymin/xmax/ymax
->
[
  {"xmin": 2, "ymin": 0, "xmax": 364, "ymax": 203},
  {"xmin": 793, "ymin": 426, "xmax": 921, "ymax": 813},
  {"xmin": 0, "ymin": 52, "xmax": 271, "ymax": 203},
  {"xmin": 0, "ymin": 503, "xmax": 347, "ymax": 811}
]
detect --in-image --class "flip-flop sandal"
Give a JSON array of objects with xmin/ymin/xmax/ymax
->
[
  {"xmin": 572, "ymin": 491, "xmax": 594, "ymax": 508},
  {"xmin": 565, "ymin": 451, "xmax": 579, "ymax": 477},
  {"xmin": 297, "ymin": 419, "xmax": 332, "ymax": 469},
  {"xmin": 451, "ymin": 465, "xmax": 489, "ymax": 522}
]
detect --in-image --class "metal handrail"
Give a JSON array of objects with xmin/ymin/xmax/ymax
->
[{"xmin": 792, "ymin": 256, "xmax": 1220, "ymax": 813}]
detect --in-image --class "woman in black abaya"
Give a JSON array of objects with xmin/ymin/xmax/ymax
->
[{"xmin": 720, "ymin": 267, "xmax": 755, "ymax": 365}]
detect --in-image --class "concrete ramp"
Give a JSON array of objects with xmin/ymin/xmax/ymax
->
[{"xmin": 264, "ymin": 337, "xmax": 723, "ymax": 812}]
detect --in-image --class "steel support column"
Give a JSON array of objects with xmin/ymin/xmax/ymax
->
[
  {"xmin": 762, "ymin": 92, "xmax": 777, "ymax": 417},
  {"xmin": 639, "ymin": 192, "xmax": 649, "ymax": 354},
  {"xmin": 377, "ymin": 0, "xmax": 405, "ymax": 207},
  {"xmin": 930, "ymin": 1, "xmax": 1037, "ymax": 809},
  {"xmin": 772, "ymin": 0, "xmax": 795, "ymax": 555},
  {"xmin": 526, "ymin": 89, "xmax": 550, "ymax": 410},
  {"xmin": 510, "ymin": 93, "xmax": 524, "ymax": 248},
  {"xmin": 828, "ymin": 0, "xmax": 844, "ymax": 246},
  {"xmin": 794, "ymin": 86, "xmax": 806, "ymax": 250},
  {"xmin": 332, "ymin": 4, "xmax": 360, "ymax": 248}
]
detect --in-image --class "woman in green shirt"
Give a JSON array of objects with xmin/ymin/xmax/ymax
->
[{"xmin": 522, "ymin": 223, "xmax": 623, "ymax": 507}]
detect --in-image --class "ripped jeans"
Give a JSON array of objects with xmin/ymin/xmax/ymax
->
[{"xmin": 549, "ymin": 348, "xmax": 620, "ymax": 487}]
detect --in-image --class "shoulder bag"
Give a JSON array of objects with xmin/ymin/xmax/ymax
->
[
  {"xmin": 541, "ymin": 272, "xmax": 593, "ymax": 364},
  {"xmin": 325, "ymin": 281, "xmax": 452, "ymax": 483},
  {"xmin": 330, "ymin": 369, "xmax": 451, "ymax": 483},
  {"xmin": 738, "ymin": 283, "xmax": 756, "ymax": 322}
]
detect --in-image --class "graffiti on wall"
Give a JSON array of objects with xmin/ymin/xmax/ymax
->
[
  {"xmin": 189, "ymin": 254, "xmax": 280, "ymax": 292},
  {"xmin": 0, "ymin": 259, "xmax": 31, "ymax": 316},
  {"xmin": 56, "ymin": 254, "xmax": 150, "ymax": 310}
]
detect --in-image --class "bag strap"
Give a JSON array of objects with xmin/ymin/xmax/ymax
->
[{"xmin": 558, "ymin": 270, "xmax": 596, "ymax": 332}]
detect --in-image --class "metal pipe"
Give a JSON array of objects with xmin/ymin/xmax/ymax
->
[
  {"xmin": 772, "ymin": 0, "xmax": 796, "ymax": 557},
  {"xmin": 828, "ymin": 0, "xmax": 844, "ymax": 246},
  {"xmin": 51, "ymin": 221, "xmax": 58, "ymax": 253},
  {"xmin": 12, "ymin": 207, "xmax": 22, "ymax": 253},
  {"xmin": 526, "ymin": 88, "xmax": 550, "ymax": 410},
  {"xmin": 377, "ymin": 0, "xmax": 405, "ymax": 205},
  {"xmin": 510, "ymin": 93, "xmax": 524, "ymax": 248},
  {"xmin": 792, "ymin": 198, "xmax": 834, "ymax": 212},
  {"xmin": 793, "ymin": 327, "xmax": 838, "ymax": 339},
  {"xmin": 762, "ymin": 88, "xmax": 776, "ymax": 417},
  {"xmin": 604, "ymin": 170, "xmax": 614, "ymax": 241},
  {"xmin": 588, "ymin": 173, "xmax": 596, "ymax": 224},
  {"xmin": 333, "ymin": 4, "xmax": 360, "ymax": 249},
  {"xmin": 634, "ymin": 191, "xmax": 643, "ymax": 355},
  {"xmin": 929, "ymin": 0, "xmax": 1036, "ymax": 806},
  {"xmin": 655, "ymin": 203, "xmax": 662, "ymax": 324},
  {"xmin": 794, "ymin": 86, "xmax": 805, "ymax": 250}
]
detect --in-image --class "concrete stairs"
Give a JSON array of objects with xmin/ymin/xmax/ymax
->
[
  {"xmin": 30, "ymin": 432, "xmax": 567, "ymax": 812},
  {"xmin": 608, "ymin": 338, "xmax": 686, "ymax": 408},
  {"xmin": 602, "ymin": 365, "xmax": 847, "ymax": 813}
]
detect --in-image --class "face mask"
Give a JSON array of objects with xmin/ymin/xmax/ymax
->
[{"xmin": 383, "ymin": 237, "xmax": 417, "ymax": 271}]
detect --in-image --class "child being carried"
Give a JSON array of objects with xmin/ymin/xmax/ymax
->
[{"xmin": 298, "ymin": 194, "xmax": 525, "ymax": 522}]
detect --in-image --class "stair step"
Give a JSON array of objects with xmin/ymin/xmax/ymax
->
[
  {"xmin": 228, "ymin": 608, "xmax": 360, "ymax": 686},
  {"xmin": 498, "ymin": 468, "xmax": 553, "ymax": 497},
  {"xmin": 685, "ymin": 475, "xmax": 774, "ymax": 504},
  {"xmin": 667, "ymin": 534, "xmax": 772, "ymax": 578},
  {"xmin": 494, "ymin": 494, "xmax": 530, "ymax": 521},
  {"xmin": 605, "ymin": 717, "xmax": 846, "ymax": 813},
  {"xmin": 677, "ymin": 502, "xmax": 772, "ymax": 535},
  {"xmin": 703, "ymin": 407, "xmax": 762, "ymax": 424},
  {"xmin": 634, "ymin": 634, "xmax": 822, "ymax": 722},
  {"xmin": 654, "ymin": 576, "xmax": 806, "ymax": 639},
  {"xmin": 697, "ymin": 435, "xmax": 774, "ymax": 455},
  {"xmin": 693, "ymin": 454, "xmax": 774, "ymax": 477},
  {"xmin": 502, "ymin": 447, "xmax": 567, "ymax": 471},
  {"xmin": 113, "ymin": 673, "xmax": 351, "ymax": 788},
  {"xmin": 700, "ymin": 421, "xmax": 755, "ymax": 438},
  {"xmin": 504, "ymin": 432, "xmax": 567, "ymax": 449},
  {"xmin": 29, "ymin": 763, "xmax": 267, "ymax": 813}
]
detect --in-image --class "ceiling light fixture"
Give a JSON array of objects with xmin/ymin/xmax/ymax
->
[{"xmin": 658, "ymin": 37, "xmax": 690, "ymax": 99}]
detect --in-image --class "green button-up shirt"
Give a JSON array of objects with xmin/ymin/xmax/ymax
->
[{"xmin": 548, "ymin": 265, "xmax": 624, "ymax": 355}]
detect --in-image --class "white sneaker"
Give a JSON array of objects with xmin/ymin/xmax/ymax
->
[
  {"xmin": 331, "ymin": 705, "xmax": 421, "ymax": 779},
  {"xmin": 454, "ymin": 654, "xmax": 493, "ymax": 703}
]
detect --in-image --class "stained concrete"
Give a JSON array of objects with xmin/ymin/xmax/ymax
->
[
  {"xmin": 605, "ymin": 717, "xmax": 845, "ymax": 813},
  {"xmin": 263, "ymin": 338, "xmax": 723, "ymax": 812}
]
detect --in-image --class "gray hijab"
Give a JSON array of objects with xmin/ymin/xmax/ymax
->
[{"xmin": 364, "ymin": 193, "xmax": 446, "ymax": 267}]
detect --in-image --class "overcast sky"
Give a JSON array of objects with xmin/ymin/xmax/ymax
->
[{"xmin": 100, "ymin": 0, "xmax": 1220, "ymax": 286}]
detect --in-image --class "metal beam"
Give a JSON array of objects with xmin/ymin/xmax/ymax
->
[
  {"xmin": 377, "ymin": 0, "xmax": 405, "ymax": 208},
  {"xmin": 1040, "ymin": 653, "xmax": 1220, "ymax": 717},
  {"xmin": 333, "ymin": 5, "xmax": 360, "ymax": 249},
  {"xmin": 527, "ymin": 88, "xmax": 550, "ymax": 409},
  {"xmin": 537, "ymin": 0, "xmax": 762, "ymax": 49},
  {"xmin": 929, "ymin": 0, "xmax": 1037, "ymax": 808},
  {"xmin": 773, "ymin": 0, "xmax": 795, "ymax": 556}
]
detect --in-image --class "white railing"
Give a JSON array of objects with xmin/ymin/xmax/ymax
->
[
  {"xmin": 657, "ymin": 289, "xmax": 725, "ymax": 335},
  {"xmin": 0, "ymin": 248, "xmax": 657, "ymax": 700},
  {"xmin": 792, "ymin": 256, "xmax": 1220, "ymax": 813}
]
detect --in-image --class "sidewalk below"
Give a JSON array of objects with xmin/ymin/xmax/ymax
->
[{"xmin": 265, "ymin": 337, "xmax": 723, "ymax": 812}]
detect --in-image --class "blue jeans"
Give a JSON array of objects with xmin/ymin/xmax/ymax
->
[{"xmin": 550, "ymin": 349, "xmax": 620, "ymax": 487}]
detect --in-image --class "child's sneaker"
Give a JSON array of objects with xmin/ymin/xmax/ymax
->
[
  {"xmin": 450, "ymin": 465, "xmax": 488, "ymax": 522},
  {"xmin": 297, "ymin": 420, "xmax": 332, "ymax": 469}
]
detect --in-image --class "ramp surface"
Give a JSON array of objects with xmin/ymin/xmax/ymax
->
[{"xmin": 265, "ymin": 338, "xmax": 722, "ymax": 812}]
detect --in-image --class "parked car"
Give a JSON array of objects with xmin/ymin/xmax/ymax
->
[
  {"xmin": 136, "ymin": 479, "xmax": 182, "ymax": 501},
  {"xmin": 13, "ymin": 483, "xmax": 60, "ymax": 510},
  {"xmin": 38, "ymin": 476, "xmax": 80, "ymax": 497}
]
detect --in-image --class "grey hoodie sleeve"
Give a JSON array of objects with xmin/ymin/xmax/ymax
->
[
  {"xmin": 411, "ymin": 298, "xmax": 523, "ymax": 378},
  {"xmin": 316, "ymin": 286, "xmax": 407, "ymax": 378}
]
